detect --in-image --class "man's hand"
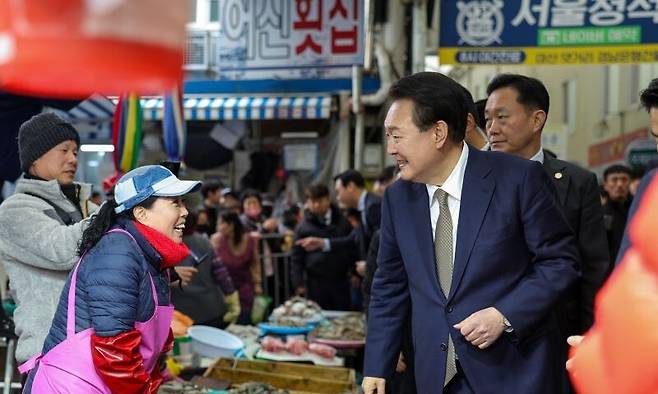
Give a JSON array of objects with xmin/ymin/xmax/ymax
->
[
  {"xmin": 173, "ymin": 266, "xmax": 198, "ymax": 288},
  {"xmin": 396, "ymin": 352, "xmax": 407, "ymax": 373},
  {"xmin": 566, "ymin": 335, "xmax": 584, "ymax": 370},
  {"xmin": 356, "ymin": 260, "xmax": 366, "ymax": 276},
  {"xmin": 295, "ymin": 237, "xmax": 325, "ymax": 252},
  {"xmin": 362, "ymin": 377, "xmax": 386, "ymax": 394},
  {"xmin": 454, "ymin": 307, "xmax": 506, "ymax": 349},
  {"xmin": 263, "ymin": 218, "xmax": 279, "ymax": 232}
]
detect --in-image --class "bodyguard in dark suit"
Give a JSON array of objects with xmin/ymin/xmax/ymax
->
[
  {"xmin": 291, "ymin": 183, "xmax": 355, "ymax": 310},
  {"xmin": 296, "ymin": 170, "xmax": 381, "ymax": 262},
  {"xmin": 485, "ymin": 74, "xmax": 609, "ymax": 335},
  {"xmin": 542, "ymin": 152, "xmax": 609, "ymax": 330},
  {"xmin": 363, "ymin": 72, "xmax": 579, "ymax": 394},
  {"xmin": 333, "ymin": 169, "xmax": 382, "ymax": 258}
]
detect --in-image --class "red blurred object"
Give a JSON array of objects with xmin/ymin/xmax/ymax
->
[
  {"xmin": 261, "ymin": 336, "xmax": 286, "ymax": 353},
  {"xmin": 285, "ymin": 338, "xmax": 308, "ymax": 356},
  {"xmin": 0, "ymin": 0, "xmax": 186, "ymax": 97},
  {"xmin": 102, "ymin": 172, "xmax": 121, "ymax": 194},
  {"xmin": 308, "ymin": 343, "xmax": 336, "ymax": 359},
  {"xmin": 569, "ymin": 178, "xmax": 658, "ymax": 394}
]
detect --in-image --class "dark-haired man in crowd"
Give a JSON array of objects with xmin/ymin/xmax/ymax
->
[
  {"xmin": 199, "ymin": 181, "xmax": 222, "ymax": 237},
  {"xmin": 291, "ymin": 184, "xmax": 355, "ymax": 310},
  {"xmin": 602, "ymin": 164, "xmax": 632, "ymax": 267}
]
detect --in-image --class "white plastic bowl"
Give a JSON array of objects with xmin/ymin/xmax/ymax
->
[{"xmin": 187, "ymin": 325, "xmax": 244, "ymax": 358}]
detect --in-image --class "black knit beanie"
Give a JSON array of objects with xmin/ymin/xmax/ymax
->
[{"xmin": 18, "ymin": 113, "xmax": 81, "ymax": 172}]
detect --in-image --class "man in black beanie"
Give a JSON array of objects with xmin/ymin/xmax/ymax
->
[{"xmin": 0, "ymin": 112, "xmax": 98, "ymax": 368}]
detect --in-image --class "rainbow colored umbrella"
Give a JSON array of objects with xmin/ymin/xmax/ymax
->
[
  {"xmin": 163, "ymin": 87, "xmax": 187, "ymax": 161},
  {"xmin": 112, "ymin": 93, "xmax": 143, "ymax": 173}
]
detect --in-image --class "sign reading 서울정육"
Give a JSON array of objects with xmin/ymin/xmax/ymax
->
[
  {"xmin": 439, "ymin": 0, "xmax": 658, "ymax": 65},
  {"xmin": 215, "ymin": 0, "xmax": 364, "ymax": 80}
]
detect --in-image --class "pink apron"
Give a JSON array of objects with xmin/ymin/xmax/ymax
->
[{"xmin": 19, "ymin": 229, "xmax": 174, "ymax": 393}]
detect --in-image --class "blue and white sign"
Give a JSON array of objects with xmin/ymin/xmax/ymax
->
[{"xmin": 440, "ymin": 0, "xmax": 658, "ymax": 65}]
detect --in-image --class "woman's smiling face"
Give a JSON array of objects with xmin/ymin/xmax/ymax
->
[{"xmin": 136, "ymin": 197, "xmax": 188, "ymax": 242}]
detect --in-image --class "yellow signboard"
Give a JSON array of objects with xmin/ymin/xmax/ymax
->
[{"xmin": 439, "ymin": 44, "xmax": 658, "ymax": 66}]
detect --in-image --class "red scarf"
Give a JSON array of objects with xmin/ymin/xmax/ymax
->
[{"xmin": 133, "ymin": 221, "xmax": 190, "ymax": 269}]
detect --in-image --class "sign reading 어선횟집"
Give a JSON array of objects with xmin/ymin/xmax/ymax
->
[
  {"xmin": 439, "ymin": 0, "xmax": 658, "ymax": 65},
  {"xmin": 215, "ymin": 0, "xmax": 364, "ymax": 80}
]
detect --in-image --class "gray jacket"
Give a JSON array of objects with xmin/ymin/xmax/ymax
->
[{"xmin": 0, "ymin": 177, "xmax": 96, "ymax": 362}]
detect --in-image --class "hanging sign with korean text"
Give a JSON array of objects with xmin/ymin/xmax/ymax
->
[
  {"xmin": 439, "ymin": 0, "xmax": 658, "ymax": 65},
  {"xmin": 216, "ymin": 0, "xmax": 363, "ymax": 79}
]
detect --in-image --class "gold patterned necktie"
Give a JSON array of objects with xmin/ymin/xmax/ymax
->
[{"xmin": 434, "ymin": 188, "xmax": 457, "ymax": 386}]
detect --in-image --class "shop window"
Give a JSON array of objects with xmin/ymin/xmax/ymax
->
[{"xmin": 210, "ymin": 0, "xmax": 219, "ymax": 22}]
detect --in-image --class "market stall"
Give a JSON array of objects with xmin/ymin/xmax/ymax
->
[{"xmin": 162, "ymin": 297, "xmax": 364, "ymax": 393}]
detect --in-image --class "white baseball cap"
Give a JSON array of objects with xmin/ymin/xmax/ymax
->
[{"xmin": 114, "ymin": 165, "xmax": 201, "ymax": 214}]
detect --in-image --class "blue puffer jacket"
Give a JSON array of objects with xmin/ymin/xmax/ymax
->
[{"xmin": 42, "ymin": 217, "xmax": 170, "ymax": 354}]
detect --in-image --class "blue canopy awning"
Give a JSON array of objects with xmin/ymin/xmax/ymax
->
[
  {"xmin": 139, "ymin": 94, "xmax": 333, "ymax": 121},
  {"xmin": 50, "ymin": 93, "xmax": 334, "ymax": 124}
]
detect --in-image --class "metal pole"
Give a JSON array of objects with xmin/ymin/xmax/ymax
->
[
  {"xmin": 352, "ymin": 65, "xmax": 364, "ymax": 171},
  {"xmin": 196, "ymin": 0, "xmax": 210, "ymax": 24},
  {"xmin": 412, "ymin": 0, "xmax": 427, "ymax": 73},
  {"xmin": 363, "ymin": 0, "xmax": 375, "ymax": 71},
  {"xmin": 337, "ymin": 93, "xmax": 351, "ymax": 173},
  {"xmin": 3, "ymin": 338, "xmax": 15, "ymax": 394}
]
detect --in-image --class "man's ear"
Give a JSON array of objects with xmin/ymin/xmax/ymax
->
[
  {"xmin": 433, "ymin": 120, "xmax": 449, "ymax": 148},
  {"xmin": 533, "ymin": 110, "xmax": 547, "ymax": 133},
  {"xmin": 466, "ymin": 113, "xmax": 475, "ymax": 133}
]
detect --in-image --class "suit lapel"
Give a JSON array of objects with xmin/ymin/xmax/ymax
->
[
  {"xmin": 408, "ymin": 182, "xmax": 446, "ymax": 301},
  {"xmin": 449, "ymin": 149, "xmax": 494, "ymax": 301},
  {"xmin": 542, "ymin": 154, "xmax": 570, "ymax": 206}
]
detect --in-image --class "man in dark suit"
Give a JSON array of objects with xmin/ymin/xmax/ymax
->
[
  {"xmin": 291, "ymin": 183, "xmax": 355, "ymax": 310},
  {"xmin": 485, "ymin": 75, "xmax": 609, "ymax": 346},
  {"xmin": 296, "ymin": 169, "xmax": 381, "ymax": 262},
  {"xmin": 363, "ymin": 72, "xmax": 579, "ymax": 394}
]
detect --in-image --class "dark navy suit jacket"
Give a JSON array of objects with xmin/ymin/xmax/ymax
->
[{"xmin": 364, "ymin": 147, "xmax": 579, "ymax": 394}]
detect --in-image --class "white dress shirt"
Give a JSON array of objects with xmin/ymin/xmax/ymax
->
[
  {"xmin": 425, "ymin": 143, "xmax": 470, "ymax": 262},
  {"xmin": 357, "ymin": 190, "xmax": 368, "ymax": 228},
  {"xmin": 529, "ymin": 147, "xmax": 544, "ymax": 164}
]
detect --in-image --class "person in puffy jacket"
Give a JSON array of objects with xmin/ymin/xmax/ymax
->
[{"xmin": 21, "ymin": 165, "xmax": 201, "ymax": 394}]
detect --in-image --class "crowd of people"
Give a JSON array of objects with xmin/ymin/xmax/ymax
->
[{"xmin": 0, "ymin": 73, "xmax": 656, "ymax": 393}]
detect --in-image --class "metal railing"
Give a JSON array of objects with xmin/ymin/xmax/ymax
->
[{"xmin": 257, "ymin": 233, "xmax": 294, "ymax": 308}]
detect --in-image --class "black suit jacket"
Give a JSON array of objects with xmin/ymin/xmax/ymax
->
[
  {"xmin": 290, "ymin": 205, "xmax": 356, "ymax": 288},
  {"xmin": 542, "ymin": 152, "xmax": 610, "ymax": 333},
  {"xmin": 330, "ymin": 191, "xmax": 382, "ymax": 260}
]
